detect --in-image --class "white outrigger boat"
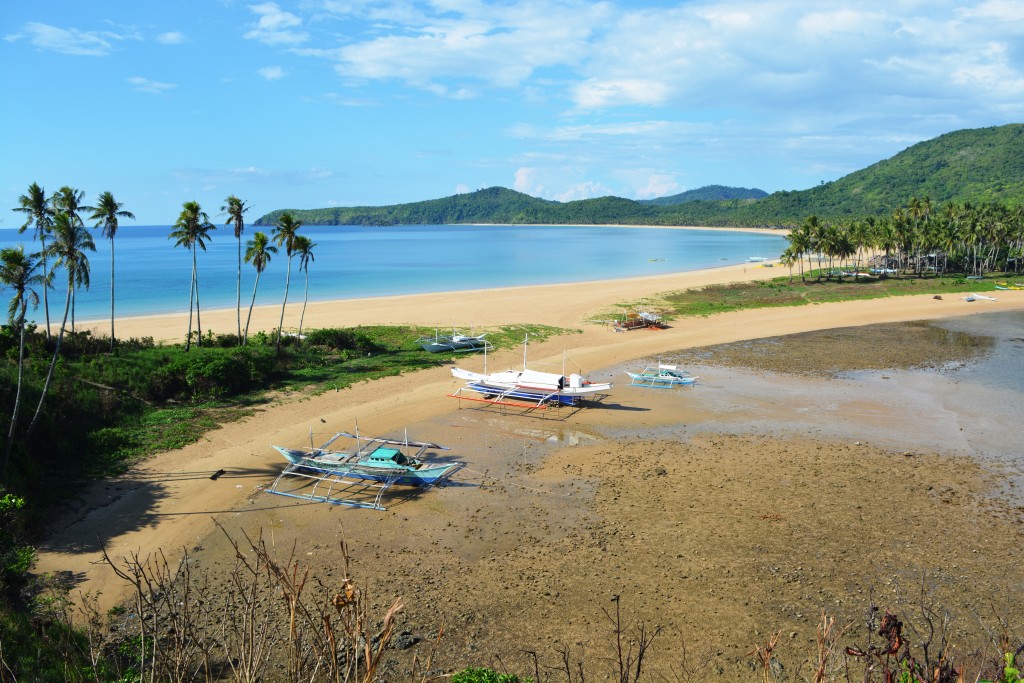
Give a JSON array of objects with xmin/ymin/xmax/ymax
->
[
  {"xmin": 416, "ymin": 329, "xmax": 492, "ymax": 353},
  {"xmin": 626, "ymin": 364, "xmax": 698, "ymax": 389},
  {"xmin": 266, "ymin": 429, "xmax": 460, "ymax": 510},
  {"xmin": 450, "ymin": 335, "xmax": 612, "ymax": 407}
]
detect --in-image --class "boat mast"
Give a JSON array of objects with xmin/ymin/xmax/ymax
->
[{"xmin": 523, "ymin": 333, "xmax": 529, "ymax": 371}]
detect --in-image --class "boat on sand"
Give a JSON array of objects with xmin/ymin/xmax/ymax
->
[
  {"xmin": 417, "ymin": 329, "xmax": 492, "ymax": 353},
  {"xmin": 450, "ymin": 336, "xmax": 612, "ymax": 406},
  {"xmin": 626, "ymin": 364, "xmax": 698, "ymax": 388},
  {"xmin": 272, "ymin": 431, "xmax": 457, "ymax": 486}
]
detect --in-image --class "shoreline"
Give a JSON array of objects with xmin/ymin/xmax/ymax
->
[{"xmin": 80, "ymin": 260, "xmax": 784, "ymax": 343}]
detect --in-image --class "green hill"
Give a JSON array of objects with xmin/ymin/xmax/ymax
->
[
  {"xmin": 639, "ymin": 184, "xmax": 767, "ymax": 206},
  {"xmin": 254, "ymin": 124, "xmax": 1024, "ymax": 228}
]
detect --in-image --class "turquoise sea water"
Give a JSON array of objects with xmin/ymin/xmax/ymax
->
[{"xmin": 0, "ymin": 224, "xmax": 787, "ymax": 321}]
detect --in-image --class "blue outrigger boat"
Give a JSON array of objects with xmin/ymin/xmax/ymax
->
[
  {"xmin": 267, "ymin": 430, "xmax": 460, "ymax": 509},
  {"xmin": 626, "ymin": 364, "xmax": 698, "ymax": 389}
]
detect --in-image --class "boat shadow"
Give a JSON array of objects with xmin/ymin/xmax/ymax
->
[{"xmin": 584, "ymin": 396, "xmax": 651, "ymax": 412}]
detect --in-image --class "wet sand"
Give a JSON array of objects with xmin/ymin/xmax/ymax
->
[
  {"xmin": 179, "ymin": 313, "xmax": 1024, "ymax": 679},
  {"xmin": 35, "ymin": 270, "xmax": 1024, "ymax": 678}
]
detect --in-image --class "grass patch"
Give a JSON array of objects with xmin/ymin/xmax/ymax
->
[{"xmin": 657, "ymin": 272, "xmax": 1007, "ymax": 319}]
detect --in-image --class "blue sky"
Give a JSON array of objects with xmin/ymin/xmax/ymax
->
[{"xmin": 2, "ymin": 1, "xmax": 1023, "ymax": 225}]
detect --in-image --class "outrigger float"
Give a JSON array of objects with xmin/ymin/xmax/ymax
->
[{"xmin": 265, "ymin": 429, "xmax": 461, "ymax": 510}]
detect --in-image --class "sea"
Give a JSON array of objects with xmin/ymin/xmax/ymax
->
[{"xmin": 0, "ymin": 224, "xmax": 787, "ymax": 321}]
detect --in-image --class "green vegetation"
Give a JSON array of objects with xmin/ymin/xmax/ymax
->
[
  {"xmin": 639, "ymin": 183, "xmax": 768, "ymax": 206},
  {"xmin": 255, "ymin": 124, "xmax": 1024, "ymax": 228},
  {"xmin": 653, "ymin": 274, "xmax": 1002, "ymax": 320},
  {"xmin": 452, "ymin": 667, "xmax": 531, "ymax": 683}
]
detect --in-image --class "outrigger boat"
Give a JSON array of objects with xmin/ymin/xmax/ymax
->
[
  {"xmin": 626, "ymin": 364, "xmax": 698, "ymax": 388},
  {"xmin": 450, "ymin": 335, "xmax": 612, "ymax": 407},
  {"xmin": 266, "ymin": 429, "xmax": 460, "ymax": 509},
  {"xmin": 417, "ymin": 329, "xmax": 492, "ymax": 353}
]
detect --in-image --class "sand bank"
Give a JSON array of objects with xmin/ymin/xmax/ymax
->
[
  {"xmin": 38, "ymin": 268, "xmax": 1024, "ymax": 628},
  {"xmin": 80, "ymin": 261, "xmax": 784, "ymax": 344}
]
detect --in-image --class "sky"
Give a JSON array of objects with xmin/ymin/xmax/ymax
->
[{"xmin": 2, "ymin": 1, "xmax": 1023, "ymax": 225}]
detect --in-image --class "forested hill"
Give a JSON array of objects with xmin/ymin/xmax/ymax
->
[
  {"xmin": 254, "ymin": 124, "xmax": 1024, "ymax": 228},
  {"xmin": 639, "ymin": 185, "xmax": 768, "ymax": 205},
  {"xmin": 253, "ymin": 187, "xmax": 663, "ymax": 226}
]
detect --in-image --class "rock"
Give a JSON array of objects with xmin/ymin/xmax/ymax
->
[{"xmin": 392, "ymin": 631, "xmax": 420, "ymax": 650}]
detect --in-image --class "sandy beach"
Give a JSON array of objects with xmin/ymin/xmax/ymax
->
[{"xmin": 39, "ymin": 264, "xmax": 1024, "ymax": 678}]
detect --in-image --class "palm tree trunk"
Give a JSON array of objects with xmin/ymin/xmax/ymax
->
[
  {"xmin": 276, "ymin": 256, "xmax": 292, "ymax": 352},
  {"xmin": 237, "ymin": 236, "xmax": 242, "ymax": 344},
  {"xmin": 186, "ymin": 255, "xmax": 195, "ymax": 351},
  {"xmin": 194, "ymin": 249, "xmax": 202, "ymax": 347},
  {"xmin": 298, "ymin": 268, "xmax": 309, "ymax": 339},
  {"xmin": 244, "ymin": 270, "xmax": 262, "ymax": 345},
  {"xmin": 110, "ymin": 237, "xmax": 116, "ymax": 351},
  {"xmin": 40, "ymin": 244, "xmax": 51, "ymax": 342},
  {"xmin": 3, "ymin": 313, "xmax": 27, "ymax": 480},
  {"xmin": 25, "ymin": 286, "xmax": 73, "ymax": 441},
  {"xmin": 71, "ymin": 287, "xmax": 76, "ymax": 333}
]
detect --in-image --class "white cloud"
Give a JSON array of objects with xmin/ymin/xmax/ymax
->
[
  {"xmin": 322, "ymin": 1, "xmax": 610, "ymax": 94},
  {"xmin": 509, "ymin": 120, "xmax": 704, "ymax": 142},
  {"xmin": 634, "ymin": 174, "xmax": 680, "ymax": 200},
  {"xmin": 571, "ymin": 79, "xmax": 671, "ymax": 109},
  {"xmin": 259, "ymin": 66, "xmax": 286, "ymax": 80},
  {"xmin": 157, "ymin": 31, "xmax": 185, "ymax": 45},
  {"xmin": 127, "ymin": 76, "xmax": 177, "ymax": 94},
  {"xmin": 513, "ymin": 167, "xmax": 543, "ymax": 196},
  {"xmin": 555, "ymin": 181, "xmax": 610, "ymax": 202},
  {"xmin": 513, "ymin": 166, "xmax": 611, "ymax": 202},
  {"xmin": 9, "ymin": 22, "xmax": 118, "ymax": 56},
  {"xmin": 958, "ymin": 0, "xmax": 1024, "ymax": 22},
  {"xmin": 455, "ymin": 184, "xmax": 471, "ymax": 194},
  {"xmin": 245, "ymin": 2, "xmax": 308, "ymax": 45}
]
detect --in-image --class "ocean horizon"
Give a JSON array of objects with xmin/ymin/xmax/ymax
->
[{"xmin": 0, "ymin": 224, "xmax": 787, "ymax": 323}]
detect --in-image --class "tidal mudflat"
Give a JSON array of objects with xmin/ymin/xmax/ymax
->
[{"xmin": 184, "ymin": 312, "xmax": 1023, "ymax": 679}]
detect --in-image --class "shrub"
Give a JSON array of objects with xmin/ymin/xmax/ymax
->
[
  {"xmin": 305, "ymin": 327, "xmax": 385, "ymax": 354},
  {"xmin": 0, "ymin": 492, "xmax": 34, "ymax": 590},
  {"xmin": 452, "ymin": 667, "xmax": 532, "ymax": 683}
]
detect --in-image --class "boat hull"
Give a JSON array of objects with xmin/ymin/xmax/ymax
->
[{"xmin": 453, "ymin": 367, "xmax": 612, "ymax": 405}]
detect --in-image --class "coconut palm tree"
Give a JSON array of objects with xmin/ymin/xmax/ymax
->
[
  {"xmin": 242, "ymin": 231, "xmax": 277, "ymax": 345},
  {"xmin": 271, "ymin": 212, "xmax": 302, "ymax": 352},
  {"xmin": 13, "ymin": 183, "xmax": 54, "ymax": 340},
  {"xmin": 222, "ymin": 195, "xmax": 249, "ymax": 343},
  {"xmin": 89, "ymin": 192, "xmax": 134, "ymax": 351},
  {"xmin": 0, "ymin": 246, "xmax": 44, "ymax": 478},
  {"xmin": 51, "ymin": 187, "xmax": 90, "ymax": 331},
  {"xmin": 26, "ymin": 212, "xmax": 95, "ymax": 440},
  {"xmin": 169, "ymin": 202, "xmax": 215, "ymax": 351},
  {"xmin": 293, "ymin": 235, "xmax": 316, "ymax": 339}
]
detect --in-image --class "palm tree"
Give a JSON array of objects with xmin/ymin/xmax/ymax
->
[
  {"xmin": 13, "ymin": 183, "xmax": 54, "ymax": 340},
  {"xmin": 51, "ymin": 187, "xmax": 90, "ymax": 331},
  {"xmin": 0, "ymin": 246, "xmax": 44, "ymax": 478},
  {"xmin": 26, "ymin": 212, "xmax": 95, "ymax": 440},
  {"xmin": 222, "ymin": 195, "xmax": 249, "ymax": 343},
  {"xmin": 89, "ymin": 192, "xmax": 134, "ymax": 351},
  {"xmin": 271, "ymin": 213, "xmax": 302, "ymax": 352},
  {"xmin": 293, "ymin": 235, "xmax": 316, "ymax": 339},
  {"xmin": 242, "ymin": 231, "xmax": 277, "ymax": 345},
  {"xmin": 169, "ymin": 202, "xmax": 215, "ymax": 351}
]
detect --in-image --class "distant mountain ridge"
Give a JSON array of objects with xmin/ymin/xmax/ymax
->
[
  {"xmin": 639, "ymin": 185, "xmax": 768, "ymax": 206},
  {"xmin": 254, "ymin": 124, "xmax": 1024, "ymax": 228}
]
